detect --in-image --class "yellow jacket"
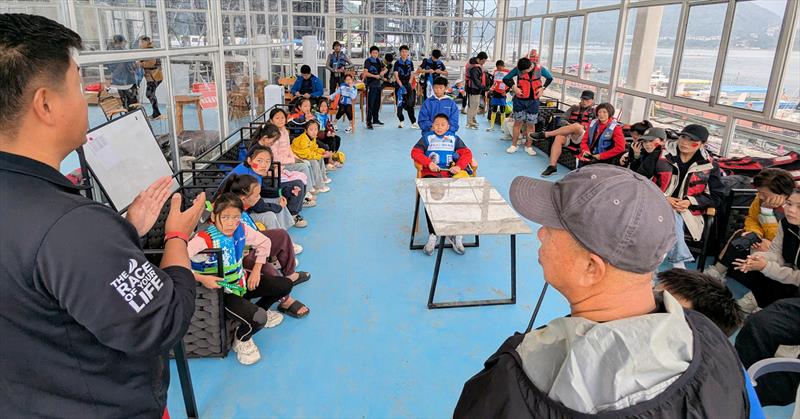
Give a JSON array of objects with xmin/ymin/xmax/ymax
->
[
  {"xmin": 744, "ymin": 196, "xmax": 780, "ymax": 240},
  {"xmin": 291, "ymin": 132, "xmax": 325, "ymax": 160}
]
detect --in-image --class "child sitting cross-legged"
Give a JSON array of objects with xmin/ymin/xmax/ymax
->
[
  {"xmin": 188, "ymin": 193, "xmax": 295, "ymax": 365},
  {"xmin": 411, "ymin": 113, "xmax": 474, "ymax": 256},
  {"xmin": 291, "ymin": 120, "xmax": 332, "ymax": 191}
]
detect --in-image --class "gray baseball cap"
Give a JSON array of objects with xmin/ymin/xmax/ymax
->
[
  {"xmin": 639, "ymin": 127, "xmax": 667, "ymax": 141},
  {"xmin": 509, "ymin": 164, "xmax": 676, "ymax": 273}
]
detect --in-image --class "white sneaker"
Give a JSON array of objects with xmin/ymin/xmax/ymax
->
[
  {"xmin": 345, "ymin": 126, "xmax": 352, "ymax": 133},
  {"xmin": 737, "ymin": 292, "xmax": 760, "ymax": 314},
  {"xmin": 485, "ymin": 127, "xmax": 494, "ymax": 132},
  {"xmin": 525, "ymin": 146, "xmax": 537, "ymax": 156},
  {"xmin": 506, "ymin": 145, "xmax": 518, "ymax": 154},
  {"xmin": 398, "ymin": 122, "xmax": 404, "ymax": 128},
  {"xmin": 305, "ymin": 192, "xmax": 314, "ymax": 200},
  {"xmin": 323, "ymin": 177, "xmax": 332, "ymax": 184},
  {"xmin": 448, "ymin": 235, "xmax": 465, "ymax": 255},
  {"xmin": 702, "ymin": 264, "xmax": 725, "ymax": 280},
  {"xmin": 265, "ymin": 309, "xmax": 284, "ymax": 328},
  {"xmin": 232, "ymin": 336, "xmax": 261, "ymax": 365},
  {"xmin": 302, "ymin": 198, "xmax": 316, "ymax": 208},
  {"xmin": 317, "ymin": 185, "xmax": 330, "ymax": 193},
  {"xmin": 293, "ymin": 243, "xmax": 303, "ymax": 254},
  {"xmin": 332, "ymin": 124, "xmax": 338, "ymax": 132},
  {"xmin": 411, "ymin": 122, "xmax": 419, "ymax": 129},
  {"xmin": 423, "ymin": 234, "xmax": 438, "ymax": 256},
  {"xmin": 502, "ymin": 134, "xmax": 512, "ymax": 141}
]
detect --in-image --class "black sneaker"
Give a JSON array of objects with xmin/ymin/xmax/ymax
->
[
  {"xmin": 529, "ymin": 131, "xmax": 546, "ymax": 140},
  {"xmin": 367, "ymin": 124, "xmax": 374, "ymax": 130},
  {"xmin": 374, "ymin": 120, "xmax": 384, "ymax": 126},
  {"xmin": 541, "ymin": 165, "xmax": 557, "ymax": 177}
]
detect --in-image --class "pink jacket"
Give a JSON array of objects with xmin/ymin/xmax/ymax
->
[{"xmin": 273, "ymin": 128, "xmax": 297, "ymax": 166}]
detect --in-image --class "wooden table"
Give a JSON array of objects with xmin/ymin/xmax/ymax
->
[{"xmin": 175, "ymin": 95, "xmax": 204, "ymax": 135}]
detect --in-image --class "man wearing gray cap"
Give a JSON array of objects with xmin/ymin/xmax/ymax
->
[{"xmin": 454, "ymin": 165, "xmax": 755, "ymax": 418}]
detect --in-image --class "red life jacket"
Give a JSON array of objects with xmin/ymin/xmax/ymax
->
[
  {"xmin": 516, "ymin": 65, "xmax": 542, "ymax": 100},
  {"xmin": 491, "ymin": 69, "xmax": 510, "ymax": 94},
  {"xmin": 568, "ymin": 105, "xmax": 595, "ymax": 128},
  {"xmin": 465, "ymin": 62, "xmax": 486, "ymax": 90}
]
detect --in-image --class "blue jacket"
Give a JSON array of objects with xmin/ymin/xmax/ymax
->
[
  {"xmin": 290, "ymin": 75, "xmax": 324, "ymax": 97},
  {"xmin": 418, "ymin": 95, "xmax": 460, "ymax": 136},
  {"xmin": 332, "ymin": 84, "xmax": 358, "ymax": 106}
]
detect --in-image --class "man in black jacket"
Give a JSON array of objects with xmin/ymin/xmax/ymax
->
[
  {"xmin": 0, "ymin": 14, "xmax": 205, "ymax": 417},
  {"xmin": 454, "ymin": 165, "xmax": 759, "ymax": 418},
  {"xmin": 465, "ymin": 51, "xmax": 488, "ymax": 130}
]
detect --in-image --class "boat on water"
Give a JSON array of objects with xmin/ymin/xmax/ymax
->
[{"xmin": 566, "ymin": 63, "xmax": 605, "ymax": 75}]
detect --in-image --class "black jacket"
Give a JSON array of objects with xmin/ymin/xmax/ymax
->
[
  {"xmin": 466, "ymin": 58, "xmax": 485, "ymax": 95},
  {"xmin": 0, "ymin": 152, "xmax": 196, "ymax": 418},
  {"xmin": 454, "ymin": 309, "xmax": 749, "ymax": 419}
]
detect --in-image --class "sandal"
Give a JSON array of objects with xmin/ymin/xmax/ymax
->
[
  {"xmin": 293, "ymin": 271, "xmax": 311, "ymax": 286},
  {"xmin": 278, "ymin": 300, "xmax": 310, "ymax": 318}
]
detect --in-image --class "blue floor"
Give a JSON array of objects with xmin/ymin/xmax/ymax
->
[
  {"xmin": 164, "ymin": 107, "xmax": 795, "ymax": 418},
  {"xmin": 166, "ymin": 108, "xmax": 570, "ymax": 418}
]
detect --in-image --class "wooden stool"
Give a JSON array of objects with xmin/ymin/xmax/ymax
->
[{"xmin": 174, "ymin": 95, "xmax": 204, "ymax": 135}]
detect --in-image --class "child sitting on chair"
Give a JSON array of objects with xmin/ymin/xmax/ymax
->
[
  {"xmin": 269, "ymin": 108, "xmax": 322, "ymax": 200},
  {"xmin": 315, "ymin": 99, "xmax": 343, "ymax": 170},
  {"xmin": 287, "ymin": 97, "xmax": 315, "ymax": 139},
  {"xmin": 291, "ymin": 120, "xmax": 331, "ymax": 192},
  {"xmin": 252, "ymin": 123, "xmax": 310, "ymax": 187},
  {"xmin": 188, "ymin": 193, "xmax": 290, "ymax": 365},
  {"xmin": 331, "ymin": 73, "xmax": 358, "ymax": 133},
  {"xmin": 411, "ymin": 113, "xmax": 474, "ymax": 256}
]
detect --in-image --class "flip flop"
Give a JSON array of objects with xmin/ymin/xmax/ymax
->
[
  {"xmin": 293, "ymin": 271, "xmax": 311, "ymax": 286},
  {"xmin": 278, "ymin": 300, "xmax": 309, "ymax": 318}
]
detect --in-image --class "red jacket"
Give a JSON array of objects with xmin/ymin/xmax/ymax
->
[
  {"xmin": 580, "ymin": 117, "xmax": 626, "ymax": 161},
  {"xmin": 411, "ymin": 133, "xmax": 473, "ymax": 178}
]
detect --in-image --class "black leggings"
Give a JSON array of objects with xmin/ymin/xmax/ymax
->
[
  {"xmin": 224, "ymin": 270, "xmax": 293, "ymax": 341},
  {"xmin": 336, "ymin": 104, "xmax": 353, "ymax": 122},
  {"xmin": 145, "ymin": 80, "xmax": 161, "ymax": 115},
  {"xmin": 728, "ymin": 268, "xmax": 800, "ymax": 308},
  {"xmin": 735, "ymin": 297, "xmax": 800, "ymax": 406},
  {"xmin": 318, "ymin": 135, "xmax": 341, "ymax": 152},
  {"xmin": 118, "ymin": 85, "xmax": 139, "ymax": 110}
]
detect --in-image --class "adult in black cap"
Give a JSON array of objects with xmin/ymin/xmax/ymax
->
[
  {"xmin": 454, "ymin": 165, "xmax": 760, "ymax": 418},
  {"xmin": 652, "ymin": 124, "xmax": 725, "ymax": 269},
  {"xmin": 531, "ymin": 90, "xmax": 596, "ymax": 177},
  {"xmin": 0, "ymin": 14, "xmax": 205, "ymax": 417}
]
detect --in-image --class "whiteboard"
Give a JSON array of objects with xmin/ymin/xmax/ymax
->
[{"xmin": 83, "ymin": 109, "xmax": 179, "ymax": 211}]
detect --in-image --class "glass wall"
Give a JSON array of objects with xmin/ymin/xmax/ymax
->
[{"xmin": 5, "ymin": 0, "xmax": 798, "ymax": 161}]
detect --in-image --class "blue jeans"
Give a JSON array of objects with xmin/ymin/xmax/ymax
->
[{"xmin": 665, "ymin": 212, "xmax": 695, "ymax": 264}]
